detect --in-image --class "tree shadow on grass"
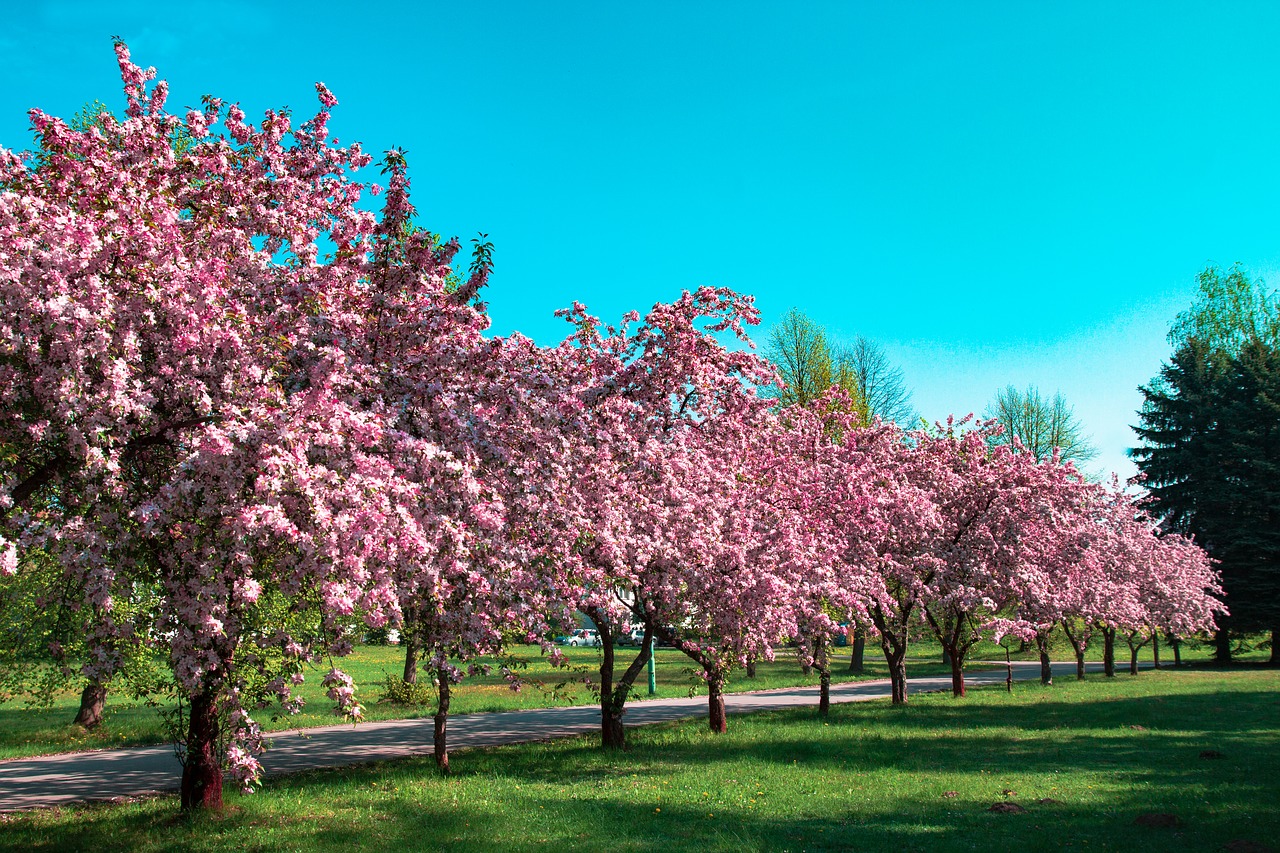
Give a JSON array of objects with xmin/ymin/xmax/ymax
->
[
  {"xmin": 10, "ymin": 775, "xmax": 1276, "ymax": 853},
  {"xmin": 826, "ymin": 685, "xmax": 1280, "ymax": 737}
]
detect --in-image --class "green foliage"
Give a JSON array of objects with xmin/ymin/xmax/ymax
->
[
  {"xmin": 378, "ymin": 674, "xmax": 437, "ymax": 706},
  {"xmin": 468, "ymin": 232, "xmax": 495, "ymax": 282},
  {"xmin": 0, "ymin": 549, "xmax": 74, "ymax": 706},
  {"xmin": 840, "ymin": 335, "xmax": 915, "ymax": 425},
  {"xmin": 761, "ymin": 310, "xmax": 914, "ymax": 426},
  {"xmin": 762, "ymin": 308, "xmax": 863, "ymax": 412},
  {"xmin": 0, "ymin": 548, "xmax": 165, "ymax": 713},
  {"xmin": 363, "ymin": 626, "xmax": 395, "ymax": 646},
  {"xmin": 1170, "ymin": 264, "xmax": 1280, "ymax": 353},
  {"xmin": 68, "ymin": 99, "xmax": 114, "ymax": 135}
]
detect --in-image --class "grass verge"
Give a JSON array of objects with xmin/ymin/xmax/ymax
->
[
  {"xmin": 3, "ymin": 668, "xmax": 1277, "ymax": 852},
  {"xmin": 1, "ymin": 640, "xmax": 953, "ymax": 760},
  {"xmin": 0, "ymin": 634, "xmax": 1267, "ymax": 761}
]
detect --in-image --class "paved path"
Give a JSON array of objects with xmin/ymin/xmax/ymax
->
[{"xmin": 0, "ymin": 660, "xmax": 1109, "ymax": 812}]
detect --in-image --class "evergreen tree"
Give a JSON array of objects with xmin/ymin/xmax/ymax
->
[
  {"xmin": 1215, "ymin": 340, "xmax": 1280, "ymax": 641},
  {"xmin": 1132, "ymin": 266, "xmax": 1280, "ymax": 662}
]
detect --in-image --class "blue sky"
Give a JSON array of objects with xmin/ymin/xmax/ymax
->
[{"xmin": 6, "ymin": 2, "xmax": 1280, "ymax": 481}]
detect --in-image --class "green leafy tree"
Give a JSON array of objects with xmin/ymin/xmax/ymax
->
[
  {"xmin": 763, "ymin": 308, "xmax": 846, "ymax": 408},
  {"xmin": 986, "ymin": 384, "xmax": 1097, "ymax": 466},
  {"xmin": 762, "ymin": 310, "xmax": 914, "ymax": 429}
]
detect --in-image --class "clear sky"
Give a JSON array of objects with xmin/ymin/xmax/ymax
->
[{"xmin": 6, "ymin": 2, "xmax": 1280, "ymax": 482}]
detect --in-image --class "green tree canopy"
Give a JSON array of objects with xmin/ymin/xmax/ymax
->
[
  {"xmin": 839, "ymin": 336, "xmax": 915, "ymax": 425},
  {"xmin": 762, "ymin": 309, "xmax": 913, "ymax": 425},
  {"xmin": 985, "ymin": 385, "xmax": 1097, "ymax": 466},
  {"xmin": 763, "ymin": 308, "xmax": 847, "ymax": 409}
]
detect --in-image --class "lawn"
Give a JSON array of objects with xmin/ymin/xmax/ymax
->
[
  {"xmin": 0, "ymin": 632, "xmax": 1269, "ymax": 762},
  {"xmin": 0, "ymin": 639, "xmax": 936, "ymax": 760},
  {"xmin": 1, "ymin": 668, "xmax": 1276, "ymax": 852}
]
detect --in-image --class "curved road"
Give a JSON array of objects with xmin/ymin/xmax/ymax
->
[{"xmin": 0, "ymin": 660, "xmax": 1110, "ymax": 812}]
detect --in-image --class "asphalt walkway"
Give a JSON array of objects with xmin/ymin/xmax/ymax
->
[{"xmin": 0, "ymin": 660, "xmax": 1109, "ymax": 811}]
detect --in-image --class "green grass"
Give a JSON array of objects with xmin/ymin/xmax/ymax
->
[
  {"xmin": 0, "ymin": 633, "xmax": 1268, "ymax": 761},
  {"xmin": 2, "ymin": 668, "xmax": 1277, "ymax": 852}
]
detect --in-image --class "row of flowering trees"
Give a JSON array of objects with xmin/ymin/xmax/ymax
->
[{"xmin": 0, "ymin": 46, "xmax": 1225, "ymax": 812}]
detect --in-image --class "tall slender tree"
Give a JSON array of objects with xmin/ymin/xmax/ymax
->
[{"xmin": 839, "ymin": 336, "xmax": 915, "ymax": 425}]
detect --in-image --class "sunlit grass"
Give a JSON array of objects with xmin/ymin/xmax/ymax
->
[{"xmin": 0, "ymin": 634, "xmax": 1267, "ymax": 761}]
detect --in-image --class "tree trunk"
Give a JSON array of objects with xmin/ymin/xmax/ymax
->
[
  {"xmin": 923, "ymin": 610, "xmax": 969, "ymax": 698},
  {"xmin": 707, "ymin": 673, "xmax": 727, "ymax": 734},
  {"xmin": 659, "ymin": 624, "xmax": 730, "ymax": 733},
  {"xmin": 1103, "ymin": 628, "xmax": 1116, "ymax": 678},
  {"xmin": 1061, "ymin": 621, "xmax": 1088, "ymax": 680},
  {"xmin": 434, "ymin": 668, "xmax": 451, "ymax": 774},
  {"xmin": 602, "ymin": 700, "xmax": 625, "ymax": 749},
  {"xmin": 1171, "ymin": 633, "xmax": 1183, "ymax": 667},
  {"xmin": 1129, "ymin": 646, "xmax": 1140, "ymax": 675},
  {"xmin": 180, "ymin": 690, "xmax": 223, "ymax": 812},
  {"xmin": 745, "ymin": 658, "xmax": 757, "ymax": 679},
  {"xmin": 590, "ymin": 607, "xmax": 654, "ymax": 750},
  {"xmin": 816, "ymin": 644, "xmax": 831, "ymax": 717},
  {"xmin": 879, "ymin": 636, "xmax": 908, "ymax": 705},
  {"xmin": 1215, "ymin": 628, "xmax": 1233, "ymax": 664},
  {"xmin": 947, "ymin": 644, "xmax": 966, "ymax": 698},
  {"xmin": 72, "ymin": 681, "xmax": 107, "ymax": 730},
  {"xmin": 402, "ymin": 637, "xmax": 420, "ymax": 684},
  {"xmin": 868, "ymin": 605, "xmax": 911, "ymax": 704},
  {"xmin": 1152, "ymin": 633, "xmax": 1160, "ymax": 670},
  {"xmin": 848, "ymin": 628, "xmax": 866, "ymax": 674},
  {"xmin": 888, "ymin": 650, "xmax": 907, "ymax": 704},
  {"xmin": 1035, "ymin": 633, "xmax": 1053, "ymax": 686},
  {"xmin": 401, "ymin": 606, "xmax": 419, "ymax": 684},
  {"xmin": 598, "ymin": 614, "xmax": 620, "ymax": 749},
  {"xmin": 1270, "ymin": 628, "xmax": 1279, "ymax": 666},
  {"xmin": 870, "ymin": 607, "xmax": 910, "ymax": 705}
]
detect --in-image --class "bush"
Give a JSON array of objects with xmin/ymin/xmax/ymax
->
[{"xmin": 378, "ymin": 674, "xmax": 436, "ymax": 706}]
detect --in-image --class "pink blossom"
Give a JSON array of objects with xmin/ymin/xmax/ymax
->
[{"xmin": 314, "ymin": 82, "xmax": 339, "ymax": 108}]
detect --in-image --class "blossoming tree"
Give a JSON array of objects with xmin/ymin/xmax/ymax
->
[
  {"xmin": 543, "ymin": 288, "xmax": 783, "ymax": 743},
  {"xmin": 0, "ymin": 44, "xmax": 494, "ymax": 808}
]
